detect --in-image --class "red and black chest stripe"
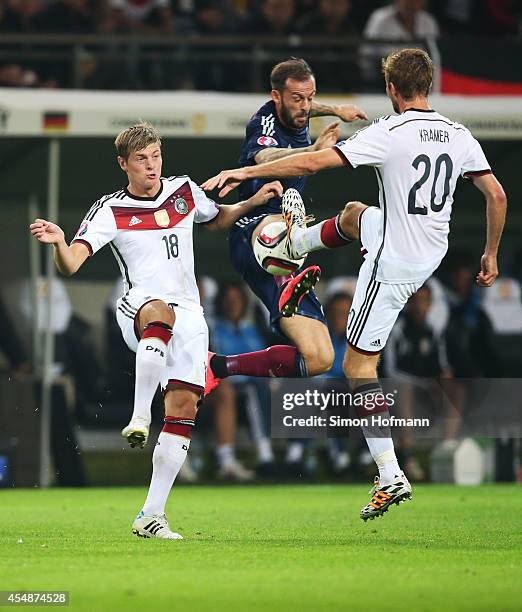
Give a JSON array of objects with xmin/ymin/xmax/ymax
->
[{"xmin": 111, "ymin": 182, "xmax": 195, "ymax": 230}]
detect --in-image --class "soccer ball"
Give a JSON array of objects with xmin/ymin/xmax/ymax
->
[{"xmin": 253, "ymin": 221, "xmax": 306, "ymax": 276}]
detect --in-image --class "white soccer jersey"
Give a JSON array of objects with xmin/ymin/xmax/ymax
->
[
  {"xmin": 334, "ymin": 109, "xmax": 491, "ymax": 283},
  {"xmin": 72, "ymin": 176, "xmax": 219, "ymax": 306}
]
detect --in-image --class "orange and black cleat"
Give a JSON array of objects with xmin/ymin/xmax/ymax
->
[
  {"xmin": 278, "ymin": 265, "xmax": 321, "ymax": 318},
  {"xmin": 360, "ymin": 474, "xmax": 412, "ymax": 521}
]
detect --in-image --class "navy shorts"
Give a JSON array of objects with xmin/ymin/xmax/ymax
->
[{"xmin": 228, "ymin": 216, "xmax": 327, "ymax": 337}]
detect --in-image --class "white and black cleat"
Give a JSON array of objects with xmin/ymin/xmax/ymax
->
[
  {"xmin": 360, "ymin": 473, "xmax": 412, "ymax": 522},
  {"xmin": 122, "ymin": 416, "xmax": 150, "ymax": 449},
  {"xmin": 281, "ymin": 188, "xmax": 314, "ymax": 260},
  {"xmin": 132, "ymin": 511, "xmax": 183, "ymax": 540}
]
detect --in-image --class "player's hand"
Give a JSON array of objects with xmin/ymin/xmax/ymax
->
[
  {"xmin": 202, "ymin": 168, "xmax": 248, "ymax": 198},
  {"xmin": 313, "ymin": 121, "xmax": 341, "ymax": 151},
  {"xmin": 250, "ymin": 181, "xmax": 283, "ymax": 206},
  {"xmin": 335, "ymin": 104, "xmax": 368, "ymax": 123},
  {"xmin": 29, "ymin": 218, "xmax": 65, "ymax": 244},
  {"xmin": 476, "ymin": 253, "xmax": 498, "ymax": 287}
]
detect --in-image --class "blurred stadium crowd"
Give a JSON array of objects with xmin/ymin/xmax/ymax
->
[
  {"xmin": 2, "ymin": 248, "xmax": 521, "ymax": 485},
  {"xmin": 0, "ymin": 0, "xmax": 520, "ymax": 89}
]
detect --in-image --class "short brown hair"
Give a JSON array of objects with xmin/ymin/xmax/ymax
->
[
  {"xmin": 270, "ymin": 57, "xmax": 314, "ymax": 92},
  {"xmin": 382, "ymin": 48, "xmax": 433, "ymax": 99},
  {"xmin": 114, "ymin": 122, "xmax": 161, "ymax": 160}
]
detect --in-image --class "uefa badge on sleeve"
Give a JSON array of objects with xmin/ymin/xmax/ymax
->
[
  {"xmin": 257, "ymin": 136, "xmax": 278, "ymax": 147},
  {"xmin": 174, "ymin": 197, "xmax": 189, "ymax": 215}
]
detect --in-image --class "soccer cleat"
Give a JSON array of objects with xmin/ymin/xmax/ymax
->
[
  {"xmin": 121, "ymin": 416, "xmax": 150, "ymax": 449},
  {"xmin": 360, "ymin": 473, "xmax": 412, "ymax": 521},
  {"xmin": 278, "ymin": 265, "xmax": 321, "ymax": 318},
  {"xmin": 281, "ymin": 187, "xmax": 314, "ymax": 259},
  {"xmin": 132, "ymin": 511, "xmax": 183, "ymax": 540},
  {"xmin": 204, "ymin": 351, "xmax": 222, "ymax": 396}
]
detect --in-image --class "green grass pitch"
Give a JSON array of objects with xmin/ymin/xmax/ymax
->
[{"xmin": 1, "ymin": 485, "xmax": 521, "ymax": 611}]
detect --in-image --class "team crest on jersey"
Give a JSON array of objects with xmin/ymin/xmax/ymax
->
[
  {"xmin": 154, "ymin": 209, "xmax": 170, "ymax": 227},
  {"xmin": 174, "ymin": 197, "xmax": 189, "ymax": 214},
  {"xmin": 111, "ymin": 181, "xmax": 196, "ymax": 230},
  {"xmin": 257, "ymin": 136, "xmax": 278, "ymax": 147}
]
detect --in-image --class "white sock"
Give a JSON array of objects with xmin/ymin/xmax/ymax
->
[
  {"xmin": 257, "ymin": 437, "xmax": 274, "ymax": 463},
  {"xmin": 216, "ymin": 444, "xmax": 235, "ymax": 469},
  {"xmin": 291, "ymin": 217, "xmax": 352, "ymax": 257},
  {"xmin": 362, "ymin": 430, "xmax": 401, "ymax": 484},
  {"xmin": 356, "ymin": 385, "xmax": 402, "ymax": 485},
  {"xmin": 286, "ymin": 441, "xmax": 304, "ymax": 463},
  {"xmin": 132, "ymin": 337, "xmax": 169, "ymax": 423},
  {"xmin": 291, "ymin": 222, "xmax": 327, "ymax": 257},
  {"xmin": 142, "ymin": 432, "xmax": 189, "ymax": 516},
  {"xmin": 374, "ymin": 449, "xmax": 401, "ymax": 484}
]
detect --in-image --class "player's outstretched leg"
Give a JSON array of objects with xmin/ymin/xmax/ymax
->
[
  {"xmin": 122, "ymin": 301, "xmax": 175, "ymax": 449},
  {"xmin": 209, "ymin": 344, "xmax": 310, "ymax": 382},
  {"xmin": 343, "ymin": 346, "xmax": 412, "ymax": 521},
  {"xmin": 210, "ymin": 203, "xmax": 334, "ymax": 385},
  {"xmin": 132, "ymin": 388, "xmax": 197, "ymax": 539},
  {"xmin": 281, "ymin": 188, "xmax": 359, "ymax": 260}
]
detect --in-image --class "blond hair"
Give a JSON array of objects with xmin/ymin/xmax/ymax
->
[
  {"xmin": 114, "ymin": 122, "xmax": 161, "ymax": 160},
  {"xmin": 382, "ymin": 48, "xmax": 433, "ymax": 99}
]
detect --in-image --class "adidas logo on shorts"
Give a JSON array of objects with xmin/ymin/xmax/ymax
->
[
  {"xmin": 129, "ymin": 216, "xmax": 142, "ymax": 226},
  {"xmin": 370, "ymin": 339, "xmax": 381, "ymax": 347}
]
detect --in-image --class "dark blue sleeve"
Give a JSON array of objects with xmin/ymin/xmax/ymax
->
[{"xmin": 240, "ymin": 113, "xmax": 281, "ymax": 165}]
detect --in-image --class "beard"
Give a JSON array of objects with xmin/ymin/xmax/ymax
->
[{"xmin": 280, "ymin": 104, "xmax": 308, "ymax": 130}]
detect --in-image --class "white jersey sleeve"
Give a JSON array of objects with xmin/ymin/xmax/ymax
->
[
  {"xmin": 71, "ymin": 202, "xmax": 117, "ymax": 256},
  {"xmin": 334, "ymin": 119, "xmax": 391, "ymax": 168},
  {"xmin": 190, "ymin": 180, "xmax": 220, "ymax": 224},
  {"xmin": 460, "ymin": 131, "xmax": 491, "ymax": 179}
]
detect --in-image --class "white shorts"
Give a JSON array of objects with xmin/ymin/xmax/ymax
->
[
  {"xmin": 347, "ymin": 208, "xmax": 423, "ymax": 354},
  {"xmin": 116, "ymin": 289, "xmax": 208, "ymax": 394}
]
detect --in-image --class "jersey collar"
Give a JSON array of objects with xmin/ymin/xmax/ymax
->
[
  {"xmin": 124, "ymin": 180, "xmax": 164, "ymax": 201},
  {"xmin": 403, "ymin": 108, "xmax": 435, "ymax": 113}
]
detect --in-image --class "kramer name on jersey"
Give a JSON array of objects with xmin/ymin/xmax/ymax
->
[
  {"xmin": 419, "ymin": 128, "xmax": 450, "ymax": 143},
  {"xmin": 111, "ymin": 183, "xmax": 195, "ymax": 231}
]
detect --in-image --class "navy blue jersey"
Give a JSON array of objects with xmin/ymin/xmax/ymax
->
[{"xmin": 238, "ymin": 100, "xmax": 311, "ymax": 217}]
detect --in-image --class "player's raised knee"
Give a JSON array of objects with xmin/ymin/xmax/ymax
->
[
  {"xmin": 304, "ymin": 345, "xmax": 335, "ymax": 376},
  {"xmin": 345, "ymin": 200, "xmax": 365, "ymax": 211},
  {"xmin": 342, "ymin": 345, "xmax": 379, "ymax": 383},
  {"xmin": 341, "ymin": 201, "xmax": 367, "ymax": 221},
  {"xmin": 338, "ymin": 201, "xmax": 367, "ymax": 241},
  {"xmin": 139, "ymin": 299, "xmax": 175, "ymax": 330}
]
